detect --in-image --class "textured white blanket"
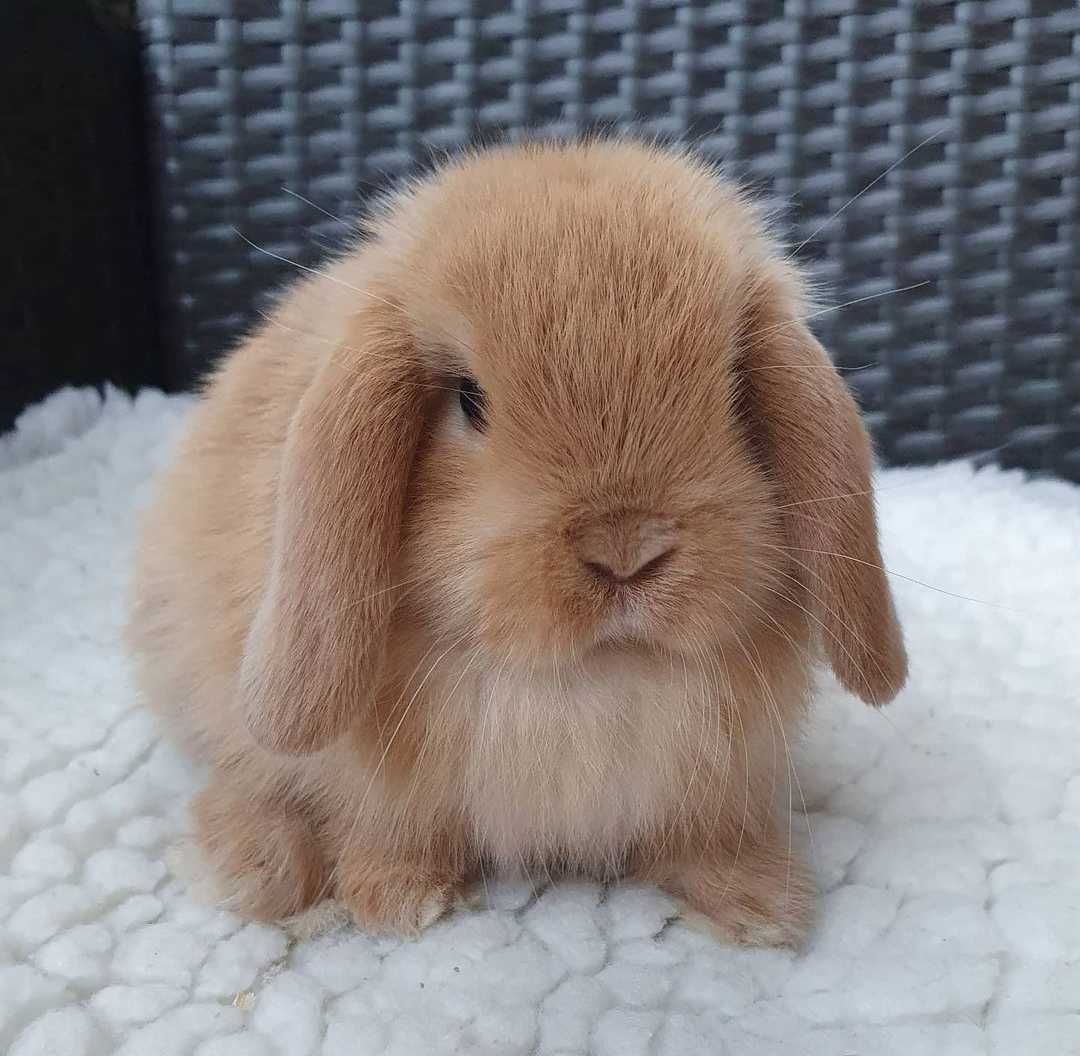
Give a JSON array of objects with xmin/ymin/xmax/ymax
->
[{"xmin": 2, "ymin": 387, "xmax": 1078, "ymax": 1056}]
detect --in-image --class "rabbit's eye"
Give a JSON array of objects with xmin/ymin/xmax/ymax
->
[{"xmin": 457, "ymin": 376, "xmax": 487, "ymax": 431}]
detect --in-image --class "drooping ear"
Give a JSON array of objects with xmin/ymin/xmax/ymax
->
[
  {"xmin": 240, "ymin": 308, "xmax": 427, "ymax": 753},
  {"xmin": 742, "ymin": 298, "xmax": 907, "ymax": 706}
]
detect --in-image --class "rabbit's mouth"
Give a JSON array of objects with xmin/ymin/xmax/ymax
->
[{"xmin": 590, "ymin": 604, "xmax": 652, "ymax": 650}]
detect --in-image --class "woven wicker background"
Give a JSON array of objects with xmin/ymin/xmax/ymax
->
[{"xmin": 138, "ymin": 0, "xmax": 1080, "ymax": 479}]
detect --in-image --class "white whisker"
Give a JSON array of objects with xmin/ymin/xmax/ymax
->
[
  {"xmin": 233, "ymin": 228, "xmax": 398, "ymax": 310},
  {"xmin": 282, "ymin": 186, "xmax": 354, "ymax": 227},
  {"xmin": 790, "ymin": 128, "xmax": 944, "ymax": 256},
  {"xmin": 745, "ymin": 282, "xmax": 931, "ymax": 345}
]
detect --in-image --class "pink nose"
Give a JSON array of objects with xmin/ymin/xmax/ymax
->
[{"xmin": 574, "ymin": 512, "xmax": 678, "ymax": 585}]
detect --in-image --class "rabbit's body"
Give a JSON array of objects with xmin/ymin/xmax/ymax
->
[{"xmin": 131, "ymin": 140, "xmax": 904, "ymax": 944}]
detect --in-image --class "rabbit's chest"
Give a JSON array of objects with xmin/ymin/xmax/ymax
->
[{"xmin": 455, "ymin": 662, "xmax": 702, "ymax": 869}]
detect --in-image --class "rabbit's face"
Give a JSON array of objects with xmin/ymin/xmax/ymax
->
[
  {"xmin": 390, "ymin": 173, "xmax": 786, "ymax": 665},
  {"xmin": 385, "ymin": 145, "xmax": 793, "ymax": 669}
]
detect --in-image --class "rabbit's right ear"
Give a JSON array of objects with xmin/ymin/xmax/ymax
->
[{"xmin": 240, "ymin": 306, "xmax": 426, "ymax": 754}]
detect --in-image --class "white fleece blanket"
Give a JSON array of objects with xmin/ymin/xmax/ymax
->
[{"xmin": 1, "ymin": 387, "xmax": 1078, "ymax": 1056}]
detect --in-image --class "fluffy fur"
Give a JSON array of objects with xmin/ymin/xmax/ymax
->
[{"xmin": 129, "ymin": 139, "xmax": 906, "ymax": 945}]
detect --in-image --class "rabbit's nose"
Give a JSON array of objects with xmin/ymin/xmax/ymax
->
[{"xmin": 574, "ymin": 512, "xmax": 678, "ymax": 585}]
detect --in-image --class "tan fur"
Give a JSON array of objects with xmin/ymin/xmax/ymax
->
[{"xmin": 129, "ymin": 139, "xmax": 906, "ymax": 947}]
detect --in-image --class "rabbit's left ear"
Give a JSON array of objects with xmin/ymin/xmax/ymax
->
[
  {"xmin": 741, "ymin": 297, "xmax": 907, "ymax": 706},
  {"xmin": 240, "ymin": 304, "xmax": 428, "ymax": 754}
]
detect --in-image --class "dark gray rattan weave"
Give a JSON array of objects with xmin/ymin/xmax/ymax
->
[{"xmin": 137, "ymin": 0, "xmax": 1080, "ymax": 479}]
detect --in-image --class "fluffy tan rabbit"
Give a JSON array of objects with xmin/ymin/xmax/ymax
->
[{"xmin": 129, "ymin": 138, "xmax": 906, "ymax": 946}]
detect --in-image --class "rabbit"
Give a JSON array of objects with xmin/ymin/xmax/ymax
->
[{"xmin": 129, "ymin": 138, "xmax": 906, "ymax": 947}]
